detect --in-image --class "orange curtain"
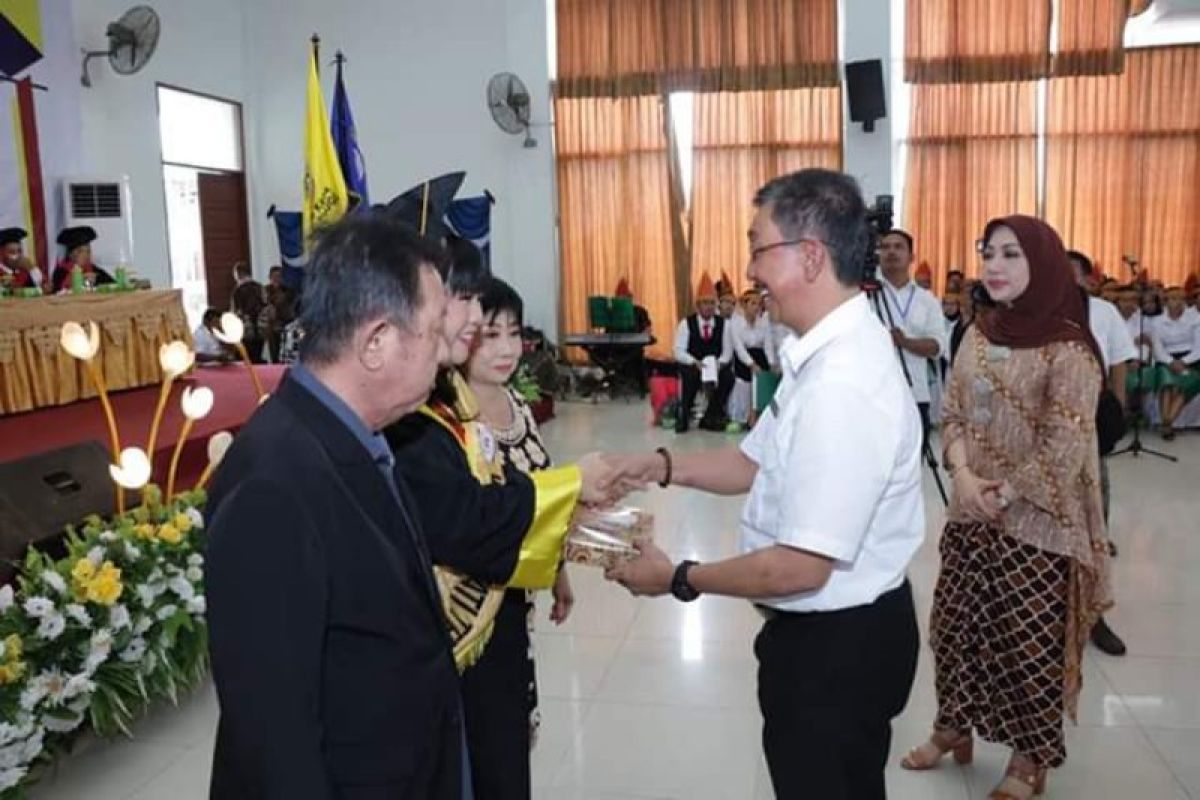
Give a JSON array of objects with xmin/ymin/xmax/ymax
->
[
  {"xmin": 690, "ymin": 87, "xmax": 843, "ymax": 296},
  {"xmin": 1045, "ymin": 46, "xmax": 1200, "ymax": 285},
  {"xmin": 905, "ymin": 0, "xmax": 1051, "ymax": 83},
  {"xmin": 554, "ymin": 95, "xmax": 679, "ymax": 354},
  {"xmin": 555, "ymin": 0, "xmax": 839, "ymax": 98},
  {"xmin": 902, "ymin": 81, "xmax": 1039, "ymax": 296},
  {"xmin": 1054, "ymin": 0, "xmax": 1151, "ymax": 77}
]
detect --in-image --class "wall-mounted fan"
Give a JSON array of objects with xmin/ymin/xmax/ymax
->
[
  {"xmin": 487, "ymin": 72, "xmax": 537, "ymax": 148},
  {"xmin": 81, "ymin": 5, "xmax": 161, "ymax": 87}
]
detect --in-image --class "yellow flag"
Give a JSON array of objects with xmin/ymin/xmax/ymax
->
[{"xmin": 302, "ymin": 47, "xmax": 348, "ymax": 238}]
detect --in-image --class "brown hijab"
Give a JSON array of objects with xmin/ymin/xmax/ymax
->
[{"xmin": 976, "ymin": 215, "xmax": 1103, "ymax": 368}]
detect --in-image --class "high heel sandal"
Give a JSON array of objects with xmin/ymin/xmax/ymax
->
[
  {"xmin": 899, "ymin": 729, "xmax": 973, "ymax": 771},
  {"xmin": 989, "ymin": 759, "xmax": 1047, "ymax": 799}
]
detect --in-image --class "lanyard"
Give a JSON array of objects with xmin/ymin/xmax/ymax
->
[{"xmin": 887, "ymin": 283, "xmax": 917, "ymax": 322}]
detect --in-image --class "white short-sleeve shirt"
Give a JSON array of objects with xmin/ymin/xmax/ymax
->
[
  {"xmin": 740, "ymin": 294, "xmax": 926, "ymax": 612},
  {"xmin": 1087, "ymin": 297, "xmax": 1137, "ymax": 370},
  {"xmin": 878, "ymin": 277, "xmax": 947, "ymax": 403}
]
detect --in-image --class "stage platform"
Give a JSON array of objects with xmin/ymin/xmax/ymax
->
[{"xmin": 0, "ymin": 365, "xmax": 286, "ymax": 490}]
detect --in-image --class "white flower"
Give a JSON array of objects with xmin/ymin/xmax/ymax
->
[
  {"xmin": 187, "ymin": 552, "xmax": 204, "ymax": 568},
  {"xmin": 186, "ymin": 596, "xmax": 206, "ymax": 616},
  {"xmin": 99, "ymin": 530, "xmax": 117, "ymax": 543},
  {"xmin": 133, "ymin": 616, "xmax": 153, "ymax": 636},
  {"xmin": 109, "ymin": 447, "xmax": 152, "ymax": 490},
  {"xmin": 61, "ymin": 673, "xmax": 94, "ymax": 701},
  {"xmin": 180, "ymin": 386, "xmax": 214, "ymax": 421},
  {"xmin": 136, "ymin": 585, "xmax": 156, "ymax": 609},
  {"xmin": 64, "ymin": 604, "xmax": 92, "ymax": 628},
  {"xmin": 59, "ymin": 321, "xmax": 100, "ymax": 361},
  {"xmin": 212, "ymin": 312, "xmax": 244, "ymax": 345},
  {"xmin": 156, "ymin": 604, "xmax": 178, "ymax": 621},
  {"xmin": 185, "ymin": 508, "xmax": 205, "ymax": 531},
  {"xmin": 158, "ymin": 340, "xmax": 195, "ymax": 379},
  {"xmin": 124, "ymin": 542, "xmax": 141, "ymax": 561},
  {"xmin": 0, "ymin": 719, "xmax": 34, "ymax": 747},
  {"xmin": 141, "ymin": 649, "xmax": 158, "ymax": 675},
  {"xmin": 22, "ymin": 597, "xmax": 53, "ymax": 619},
  {"xmin": 27, "ymin": 671, "xmax": 66, "ymax": 707},
  {"xmin": 20, "ymin": 729, "xmax": 43, "ymax": 763},
  {"xmin": 0, "ymin": 738, "xmax": 31, "ymax": 770},
  {"xmin": 18, "ymin": 686, "xmax": 43, "ymax": 713},
  {"xmin": 40, "ymin": 571, "xmax": 66, "ymax": 596},
  {"xmin": 0, "ymin": 585, "xmax": 12, "ymax": 614},
  {"xmin": 148, "ymin": 567, "xmax": 164, "ymax": 583},
  {"xmin": 119, "ymin": 637, "xmax": 146, "ymax": 663},
  {"xmin": 84, "ymin": 630, "xmax": 114, "ymax": 673},
  {"xmin": 86, "ymin": 546, "xmax": 105, "ymax": 568},
  {"xmin": 41, "ymin": 712, "xmax": 84, "ymax": 733},
  {"xmin": 185, "ymin": 566, "xmax": 203, "ymax": 583},
  {"xmin": 108, "ymin": 604, "xmax": 131, "ymax": 630},
  {"xmin": 35, "ymin": 612, "xmax": 65, "ymax": 642},
  {"xmin": 0, "ymin": 765, "xmax": 27, "ymax": 791},
  {"xmin": 205, "ymin": 433, "xmax": 233, "ymax": 474},
  {"xmin": 168, "ymin": 576, "xmax": 195, "ymax": 602}
]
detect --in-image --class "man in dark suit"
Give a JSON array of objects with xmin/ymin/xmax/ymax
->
[{"xmin": 204, "ymin": 213, "xmax": 509, "ymax": 799}]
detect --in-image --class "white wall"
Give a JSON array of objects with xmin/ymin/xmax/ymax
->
[
  {"xmin": 840, "ymin": 0, "xmax": 895, "ymax": 201},
  {"xmin": 72, "ymin": 0, "xmax": 253, "ymax": 290},
  {"xmin": 241, "ymin": 0, "xmax": 559, "ymax": 332}
]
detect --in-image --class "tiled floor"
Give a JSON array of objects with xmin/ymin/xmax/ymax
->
[{"xmin": 30, "ymin": 400, "xmax": 1200, "ymax": 799}]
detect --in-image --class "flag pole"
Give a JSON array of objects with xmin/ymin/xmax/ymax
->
[{"xmin": 311, "ymin": 33, "xmax": 321, "ymax": 74}]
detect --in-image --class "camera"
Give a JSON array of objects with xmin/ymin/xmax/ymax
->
[{"xmin": 861, "ymin": 194, "xmax": 894, "ymax": 284}]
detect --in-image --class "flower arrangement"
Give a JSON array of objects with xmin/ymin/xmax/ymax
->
[{"xmin": 0, "ymin": 487, "xmax": 209, "ymax": 795}]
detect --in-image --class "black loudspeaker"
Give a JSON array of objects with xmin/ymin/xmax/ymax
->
[
  {"xmin": 845, "ymin": 59, "xmax": 887, "ymax": 132},
  {"xmin": 0, "ymin": 441, "xmax": 115, "ymax": 579}
]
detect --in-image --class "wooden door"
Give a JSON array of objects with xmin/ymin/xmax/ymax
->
[{"xmin": 197, "ymin": 172, "xmax": 251, "ymax": 309}]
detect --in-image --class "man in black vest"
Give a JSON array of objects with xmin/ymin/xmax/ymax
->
[{"xmin": 673, "ymin": 273, "xmax": 734, "ymax": 433}]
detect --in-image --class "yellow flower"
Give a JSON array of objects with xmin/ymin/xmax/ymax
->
[
  {"xmin": 85, "ymin": 562, "xmax": 123, "ymax": 606},
  {"xmin": 4, "ymin": 634, "xmax": 22, "ymax": 662},
  {"xmin": 172, "ymin": 512, "xmax": 193, "ymax": 534},
  {"xmin": 71, "ymin": 558, "xmax": 96, "ymax": 584},
  {"xmin": 157, "ymin": 523, "xmax": 182, "ymax": 545},
  {"xmin": 0, "ymin": 661, "xmax": 25, "ymax": 684},
  {"xmin": 134, "ymin": 523, "xmax": 156, "ymax": 541}
]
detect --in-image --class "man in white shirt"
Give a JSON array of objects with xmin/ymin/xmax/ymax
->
[
  {"xmin": 672, "ymin": 275, "xmax": 735, "ymax": 433},
  {"xmin": 1069, "ymin": 250, "xmax": 1136, "ymax": 658},
  {"xmin": 876, "ymin": 230, "xmax": 948, "ymax": 452},
  {"xmin": 193, "ymin": 308, "xmax": 232, "ymax": 364},
  {"xmin": 608, "ymin": 169, "xmax": 924, "ymax": 799}
]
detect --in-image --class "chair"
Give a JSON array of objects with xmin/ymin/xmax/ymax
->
[{"xmin": 587, "ymin": 296, "xmax": 612, "ymax": 330}]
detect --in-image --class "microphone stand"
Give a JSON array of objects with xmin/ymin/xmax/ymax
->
[{"xmin": 1111, "ymin": 259, "xmax": 1176, "ymax": 462}]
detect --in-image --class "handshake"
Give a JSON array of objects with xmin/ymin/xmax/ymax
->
[{"xmin": 574, "ymin": 451, "xmax": 669, "ymax": 506}]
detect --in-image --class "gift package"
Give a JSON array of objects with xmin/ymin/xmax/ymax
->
[{"xmin": 564, "ymin": 506, "xmax": 654, "ymax": 570}]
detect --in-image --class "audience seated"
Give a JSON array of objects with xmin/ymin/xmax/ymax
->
[
  {"xmin": 1151, "ymin": 286, "xmax": 1200, "ymax": 439},
  {"xmin": 673, "ymin": 273, "xmax": 734, "ymax": 433},
  {"xmin": 727, "ymin": 289, "xmax": 775, "ymax": 429}
]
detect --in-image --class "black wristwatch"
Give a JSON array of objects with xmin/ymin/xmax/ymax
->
[{"xmin": 670, "ymin": 560, "xmax": 701, "ymax": 602}]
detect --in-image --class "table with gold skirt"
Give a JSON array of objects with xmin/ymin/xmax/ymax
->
[{"xmin": 0, "ymin": 290, "xmax": 192, "ymax": 415}]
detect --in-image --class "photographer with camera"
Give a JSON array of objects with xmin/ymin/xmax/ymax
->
[
  {"xmin": 604, "ymin": 169, "xmax": 924, "ymax": 799},
  {"xmin": 876, "ymin": 229, "xmax": 949, "ymax": 452}
]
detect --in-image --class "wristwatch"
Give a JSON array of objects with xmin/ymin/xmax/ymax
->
[{"xmin": 670, "ymin": 560, "xmax": 701, "ymax": 602}]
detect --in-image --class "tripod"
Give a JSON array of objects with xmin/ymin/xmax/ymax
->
[
  {"xmin": 863, "ymin": 279, "xmax": 950, "ymax": 505},
  {"xmin": 1111, "ymin": 307, "xmax": 1176, "ymax": 462}
]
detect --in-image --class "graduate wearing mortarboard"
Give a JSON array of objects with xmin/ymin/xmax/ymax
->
[
  {"xmin": 0, "ymin": 227, "xmax": 45, "ymax": 290},
  {"xmin": 51, "ymin": 226, "xmax": 114, "ymax": 292}
]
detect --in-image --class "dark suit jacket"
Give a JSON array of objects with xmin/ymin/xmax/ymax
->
[{"xmin": 204, "ymin": 375, "xmax": 463, "ymax": 799}]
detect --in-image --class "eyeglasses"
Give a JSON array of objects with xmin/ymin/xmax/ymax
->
[{"xmin": 748, "ymin": 237, "xmax": 824, "ymax": 262}]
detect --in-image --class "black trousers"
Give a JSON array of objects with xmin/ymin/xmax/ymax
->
[
  {"xmin": 679, "ymin": 363, "xmax": 734, "ymax": 423},
  {"xmin": 755, "ymin": 580, "xmax": 919, "ymax": 800}
]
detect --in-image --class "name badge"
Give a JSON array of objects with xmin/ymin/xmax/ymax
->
[
  {"xmin": 477, "ymin": 423, "xmax": 497, "ymax": 463},
  {"xmin": 985, "ymin": 344, "xmax": 1012, "ymax": 362}
]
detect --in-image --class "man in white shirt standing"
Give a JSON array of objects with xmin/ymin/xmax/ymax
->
[
  {"xmin": 672, "ymin": 274, "xmax": 735, "ymax": 433},
  {"xmin": 1069, "ymin": 250, "xmax": 1136, "ymax": 657},
  {"xmin": 876, "ymin": 230, "xmax": 948, "ymax": 454},
  {"xmin": 608, "ymin": 169, "xmax": 924, "ymax": 800}
]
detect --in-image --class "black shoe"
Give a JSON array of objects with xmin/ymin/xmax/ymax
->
[
  {"xmin": 1091, "ymin": 617, "xmax": 1127, "ymax": 656},
  {"xmin": 674, "ymin": 417, "xmax": 689, "ymax": 434}
]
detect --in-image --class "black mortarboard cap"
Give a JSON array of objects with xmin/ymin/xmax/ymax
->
[
  {"xmin": 56, "ymin": 226, "xmax": 98, "ymax": 251},
  {"xmin": 0, "ymin": 227, "xmax": 27, "ymax": 247},
  {"xmin": 384, "ymin": 172, "xmax": 466, "ymax": 242}
]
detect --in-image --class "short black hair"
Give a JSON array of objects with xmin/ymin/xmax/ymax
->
[
  {"xmin": 234, "ymin": 262, "xmax": 252, "ymax": 278},
  {"xmin": 202, "ymin": 308, "xmax": 222, "ymax": 326},
  {"xmin": 298, "ymin": 210, "xmax": 447, "ymax": 365},
  {"xmin": 442, "ymin": 235, "xmax": 489, "ymax": 297},
  {"xmin": 753, "ymin": 169, "xmax": 869, "ymax": 289},
  {"xmin": 1066, "ymin": 249, "xmax": 1094, "ymax": 276},
  {"xmin": 947, "ymin": 268, "xmax": 965, "ymax": 279},
  {"xmin": 269, "ymin": 265, "xmax": 283, "ymax": 275},
  {"xmin": 881, "ymin": 228, "xmax": 914, "ymax": 253},
  {"xmin": 479, "ymin": 276, "xmax": 524, "ymax": 328}
]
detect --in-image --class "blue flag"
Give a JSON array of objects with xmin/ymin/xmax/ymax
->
[
  {"xmin": 331, "ymin": 57, "xmax": 369, "ymax": 208},
  {"xmin": 268, "ymin": 206, "xmax": 306, "ymax": 290},
  {"xmin": 447, "ymin": 194, "xmax": 494, "ymax": 272}
]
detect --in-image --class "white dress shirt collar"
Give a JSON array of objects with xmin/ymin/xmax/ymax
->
[{"xmin": 779, "ymin": 294, "xmax": 869, "ymax": 375}]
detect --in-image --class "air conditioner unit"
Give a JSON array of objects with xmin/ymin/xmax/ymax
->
[{"xmin": 60, "ymin": 176, "xmax": 134, "ymax": 268}]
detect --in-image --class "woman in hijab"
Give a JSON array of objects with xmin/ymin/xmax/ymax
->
[{"xmin": 900, "ymin": 216, "xmax": 1112, "ymax": 799}]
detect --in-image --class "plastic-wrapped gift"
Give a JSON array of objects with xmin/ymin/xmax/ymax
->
[{"xmin": 564, "ymin": 506, "xmax": 654, "ymax": 570}]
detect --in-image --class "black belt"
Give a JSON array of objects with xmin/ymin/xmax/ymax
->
[{"xmin": 755, "ymin": 579, "xmax": 911, "ymax": 622}]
